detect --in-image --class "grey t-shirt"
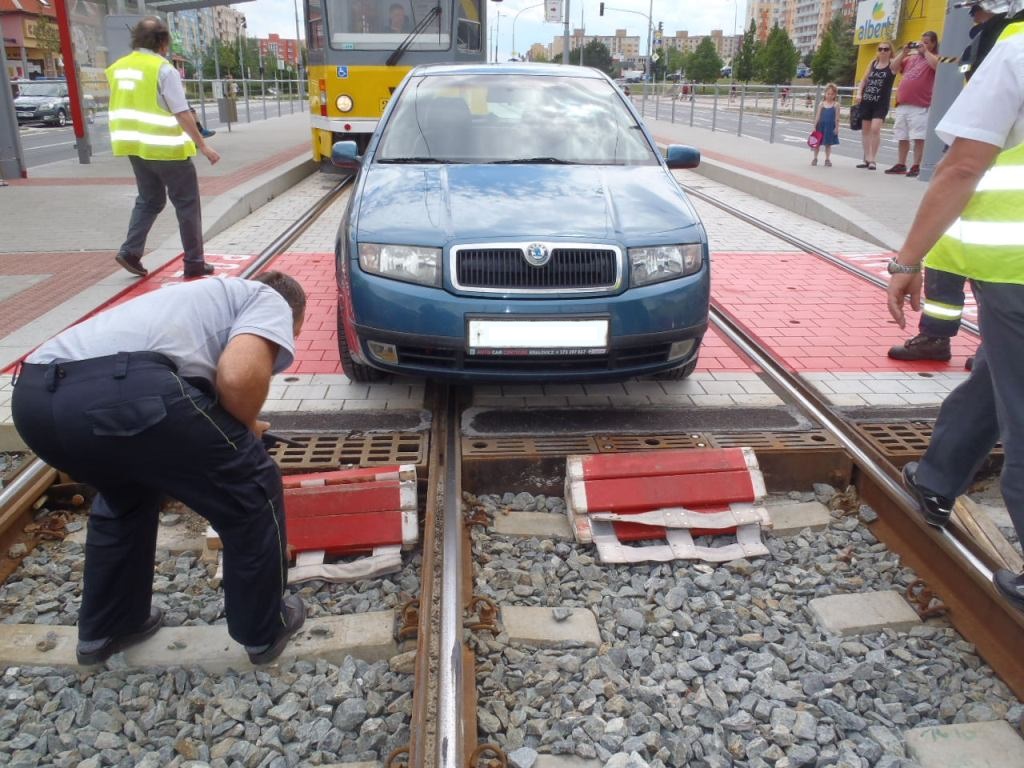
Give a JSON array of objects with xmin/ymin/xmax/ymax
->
[{"xmin": 27, "ymin": 277, "xmax": 296, "ymax": 382}]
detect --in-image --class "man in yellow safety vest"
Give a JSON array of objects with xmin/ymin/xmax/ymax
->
[
  {"xmin": 887, "ymin": 9, "xmax": 1024, "ymax": 610},
  {"xmin": 106, "ymin": 17, "xmax": 220, "ymax": 279}
]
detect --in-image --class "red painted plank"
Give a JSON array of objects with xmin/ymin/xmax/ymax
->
[
  {"xmin": 571, "ymin": 469, "xmax": 761, "ymax": 514},
  {"xmin": 284, "ymin": 482, "xmax": 414, "ymax": 518},
  {"xmin": 282, "ymin": 466, "xmax": 410, "ymax": 489},
  {"xmin": 288, "ymin": 508, "xmax": 405, "ymax": 553},
  {"xmin": 569, "ymin": 448, "xmax": 753, "ymax": 482}
]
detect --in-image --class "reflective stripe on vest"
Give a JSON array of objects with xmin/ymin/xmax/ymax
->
[
  {"xmin": 106, "ymin": 52, "xmax": 195, "ymax": 161},
  {"xmin": 925, "ymin": 21, "xmax": 1024, "ymax": 285}
]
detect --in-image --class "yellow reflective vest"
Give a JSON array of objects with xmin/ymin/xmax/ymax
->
[
  {"xmin": 106, "ymin": 51, "xmax": 196, "ymax": 161},
  {"xmin": 925, "ymin": 21, "xmax": 1024, "ymax": 285}
]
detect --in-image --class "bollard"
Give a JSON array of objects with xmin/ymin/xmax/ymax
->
[
  {"xmin": 737, "ymin": 84, "xmax": 745, "ymax": 137},
  {"xmin": 655, "ymin": 86, "xmax": 660, "ymax": 121},
  {"xmin": 712, "ymin": 83, "xmax": 719, "ymax": 132},
  {"xmin": 277, "ymin": 79, "xmax": 282, "ymax": 117},
  {"xmin": 769, "ymin": 85, "xmax": 779, "ymax": 144},
  {"xmin": 689, "ymin": 87, "xmax": 695, "ymax": 127},
  {"xmin": 671, "ymin": 90, "xmax": 676, "ymax": 124},
  {"xmin": 262, "ymin": 79, "xmax": 269, "ymax": 120},
  {"xmin": 243, "ymin": 78, "xmax": 251, "ymax": 123},
  {"xmin": 290, "ymin": 79, "xmax": 296, "ymax": 114}
]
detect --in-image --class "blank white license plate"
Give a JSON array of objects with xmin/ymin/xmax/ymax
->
[{"xmin": 467, "ymin": 319, "xmax": 608, "ymax": 351}]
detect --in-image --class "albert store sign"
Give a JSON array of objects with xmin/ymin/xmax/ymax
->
[{"xmin": 855, "ymin": 0, "xmax": 901, "ymax": 45}]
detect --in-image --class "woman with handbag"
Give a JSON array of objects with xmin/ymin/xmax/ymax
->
[
  {"xmin": 854, "ymin": 43, "xmax": 897, "ymax": 170},
  {"xmin": 810, "ymin": 83, "xmax": 841, "ymax": 166}
]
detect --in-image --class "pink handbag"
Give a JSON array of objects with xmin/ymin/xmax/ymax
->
[{"xmin": 807, "ymin": 130, "xmax": 824, "ymax": 149}]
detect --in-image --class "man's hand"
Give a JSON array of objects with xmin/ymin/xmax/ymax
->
[
  {"xmin": 254, "ymin": 419, "xmax": 271, "ymax": 438},
  {"xmin": 202, "ymin": 145, "xmax": 221, "ymax": 165},
  {"xmin": 887, "ymin": 272, "xmax": 923, "ymax": 328}
]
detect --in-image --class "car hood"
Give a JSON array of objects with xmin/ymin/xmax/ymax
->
[
  {"xmin": 354, "ymin": 164, "xmax": 702, "ymax": 246},
  {"xmin": 14, "ymin": 95, "xmax": 59, "ymax": 106}
]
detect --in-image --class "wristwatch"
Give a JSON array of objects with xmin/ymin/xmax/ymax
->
[{"xmin": 887, "ymin": 258, "xmax": 922, "ymax": 274}]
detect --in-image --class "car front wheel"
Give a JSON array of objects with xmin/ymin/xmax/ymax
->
[
  {"xmin": 337, "ymin": 303, "xmax": 383, "ymax": 383},
  {"xmin": 653, "ymin": 356, "xmax": 699, "ymax": 381}
]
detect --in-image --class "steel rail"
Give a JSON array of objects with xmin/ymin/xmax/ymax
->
[
  {"xmin": 711, "ymin": 301, "xmax": 1024, "ymax": 696},
  {"xmin": 684, "ymin": 182, "xmax": 981, "ymax": 336},
  {"xmin": 0, "ymin": 176, "xmax": 353, "ymax": 559}
]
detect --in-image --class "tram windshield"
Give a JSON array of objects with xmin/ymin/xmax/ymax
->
[
  {"xmin": 325, "ymin": 0, "xmax": 464, "ymax": 50},
  {"xmin": 376, "ymin": 74, "xmax": 659, "ymax": 166}
]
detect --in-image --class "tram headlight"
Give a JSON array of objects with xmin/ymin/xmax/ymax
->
[
  {"xmin": 359, "ymin": 244, "xmax": 441, "ymax": 287},
  {"xmin": 336, "ymin": 94, "xmax": 354, "ymax": 113},
  {"xmin": 628, "ymin": 244, "xmax": 703, "ymax": 287}
]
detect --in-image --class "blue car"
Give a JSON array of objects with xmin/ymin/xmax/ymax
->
[{"xmin": 333, "ymin": 63, "xmax": 710, "ymax": 382}]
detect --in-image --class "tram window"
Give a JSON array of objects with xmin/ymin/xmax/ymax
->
[
  {"xmin": 457, "ymin": 0, "xmax": 481, "ymax": 51},
  {"xmin": 326, "ymin": 0, "xmax": 449, "ymax": 49},
  {"xmin": 308, "ymin": 0, "xmax": 325, "ymax": 52}
]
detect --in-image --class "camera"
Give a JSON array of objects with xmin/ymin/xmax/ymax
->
[{"xmin": 907, "ymin": 41, "xmax": 921, "ymax": 49}]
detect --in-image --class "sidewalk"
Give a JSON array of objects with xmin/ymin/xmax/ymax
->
[
  {"xmin": 647, "ymin": 115, "xmax": 926, "ymax": 252},
  {"xmin": 0, "ymin": 111, "xmax": 316, "ymax": 369}
]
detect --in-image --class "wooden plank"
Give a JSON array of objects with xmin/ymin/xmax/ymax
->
[
  {"xmin": 567, "ymin": 447, "xmax": 754, "ymax": 482},
  {"xmin": 953, "ymin": 496, "xmax": 1024, "ymax": 573}
]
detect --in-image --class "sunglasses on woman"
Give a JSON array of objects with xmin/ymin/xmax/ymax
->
[{"xmin": 878, "ymin": 47, "xmax": 891, "ymax": 52}]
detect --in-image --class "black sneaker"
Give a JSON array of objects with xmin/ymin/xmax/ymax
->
[
  {"xmin": 246, "ymin": 594, "xmax": 306, "ymax": 665},
  {"xmin": 993, "ymin": 569, "xmax": 1024, "ymax": 613},
  {"xmin": 183, "ymin": 262, "xmax": 215, "ymax": 278},
  {"xmin": 901, "ymin": 461, "xmax": 954, "ymax": 528},
  {"xmin": 77, "ymin": 607, "xmax": 164, "ymax": 665},
  {"xmin": 115, "ymin": 253, "xmax": 148, "ymax": 277},
  {"xmin": 888, "ymin": 334, "xmax": 952, "ymax": 362},
  {"xmin": 884, "ymin": 163, "xmax": 907, "ymax": 174}
]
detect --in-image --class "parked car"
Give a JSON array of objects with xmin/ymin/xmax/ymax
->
[
  {"xmin": 720, "ymin": 65, "xmax": 732, "ymax": 77},
  {"xmin": 331, "ymin": 63, "xmax": 710, "ymax": 383},
  {"xmin": 13, "ymin": 79, "xmax": 94, "ymax": 126},
  {"xmin": 796, "ymin": 65, "xmax": 811, "ymax": 78}
]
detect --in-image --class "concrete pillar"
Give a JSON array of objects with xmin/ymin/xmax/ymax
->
[{"xmin": 920, "ymin": 1, "xmax": 973, "ymax": 181}]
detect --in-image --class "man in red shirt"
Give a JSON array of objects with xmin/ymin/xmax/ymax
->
[{"xmin": 884, "ymin": 31, "xmax": 940, "ymax": 177}]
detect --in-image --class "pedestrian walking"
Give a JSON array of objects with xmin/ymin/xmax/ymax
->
[
  {"xmin": 885, "ymin": 32, "xmax": 939, "ymax": 177},
  {"xmin": 107, "ymin": 17, "xmax": 220, "ymax": 280},
  {"xmin": 11, "ymin": 273, "xmax": 309, "ymax": 665},
  {"xmin": 886, "ymin": 10, "xmax": 1024, "ymax": 612},
  {"xmin": 855, "ymin": 43, "xmax": 897, "ymax": 170},
  {"xmin": 889, "ymin": 1, "xmax": 1014, "ymax": 365},
  {"xmin": 811, "ymin": 83, "xmax": 841, "ymax": 167}
]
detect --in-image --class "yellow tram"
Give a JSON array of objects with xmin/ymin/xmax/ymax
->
[{"xmin": 305, "ymin": 0, "xmax": 490, "ymax": 166}]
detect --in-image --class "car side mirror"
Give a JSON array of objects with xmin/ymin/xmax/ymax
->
[
  {"xmin": 665, "ymin": 144, "xmax": 700, "ymax": 169},
  {"xmin": 331, "ymin": 140, "xmax": 362, "ymax": 171}
]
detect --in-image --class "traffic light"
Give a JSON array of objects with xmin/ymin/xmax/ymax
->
[
  {"xmin": 599, "ymin": 2, "xmax": 604, "ymax": 15},
  {"xmin": 658, "ymin": 21, "xmax": 663, "ymax": 32}
]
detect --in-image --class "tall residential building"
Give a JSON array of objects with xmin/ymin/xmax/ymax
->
[
  {"xmin": 745, "ymin": 0, "xmax": 851, "ymax": 54},
  {"xmin": 550, "ymin": 28, "xmax": 642, "ymax": 67},
  {"xmin": 664, "ymin": 30, "xmax": 742, "ymax": 62},
  {"xmin": 528, "ymin": 42, "xmax": 548, "ymax": 61},
  {"xmin": 259, "ymin": 33, "xmax": 301, "ymax": 72}
]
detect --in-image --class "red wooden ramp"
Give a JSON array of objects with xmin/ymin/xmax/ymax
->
[
  {"xmin": 208, "ymin": 464, "xmax": 418, "ymax": 584},
  {"xmin": 565, "ymin": 448, "xmax": 771, "ymax": 564}
]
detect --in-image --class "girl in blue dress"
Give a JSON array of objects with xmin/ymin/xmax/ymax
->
[{"xmin": 812, "ymin": 83, "xmax": 841, "ymax": 167}]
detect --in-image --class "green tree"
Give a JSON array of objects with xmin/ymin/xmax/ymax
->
[
  {"xmin": 687, "ymin": 37, "xmax": 724, "ymax": 83},
  {"xmin": 811, "ymin": 31, "xmax": 835, "ymax": 84},
  {"xmin": 756, "ymin": 23, "xmax": 799, "ymax": 84},
  {"xmin": 826, "ymin": 13, "xmax": 857, "ymax": 85},
  {"xmin": 582, "ymin": 40, "xmax": 614, "ymax": 75},
  {"xmin": 733, "ymin": 18, "xmax": 758, "ymax": 82},
  {"xmin": 34, "ymin": 16, "xmax": 61, "ymax": 75},
  {"xmin": 666, "ymin": 47, "xmax": 688, "ymax": 79}
]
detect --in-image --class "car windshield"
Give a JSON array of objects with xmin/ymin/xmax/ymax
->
[
  {"xmin": 324, "ymin": 0, "xmax": 464, "ymax": 50},
  {"xmin": 18, "ymin": 83, "xmax": 64, "ymax": 97},
  {"xmin": 376, "ymin": 73, "xmax": 658, "ymax": 165}
]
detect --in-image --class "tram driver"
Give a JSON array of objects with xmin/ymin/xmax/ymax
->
[{"xmin": 383, "ymin": 2, "xmax": 413, "ymax": 33}]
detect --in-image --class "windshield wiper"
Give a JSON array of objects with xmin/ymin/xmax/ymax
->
[
  {"xmin": 386, "ymin": 4, "xmax": 442, "ymax": 67},
  {"xmin": 378, "ymin": 157, "xmax": 454, "ymax": 163},
  {"xmin": 490, "ymin": 157, "xmax": 579, "ymax": 165}
]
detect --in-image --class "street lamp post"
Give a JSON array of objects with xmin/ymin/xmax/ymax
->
[
  {"xmin": 511, "ymin": 1, "xmax": 544, "ymax": 60},
  {"xmin": 494, "ymin": 10, "xmax": 501, "ymax": 62},
  {"xmin": 293, "ymin": 0, "xmax": 305, "ymax": 97}
]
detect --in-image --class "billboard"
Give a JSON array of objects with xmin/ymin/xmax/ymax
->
[
  {"xmin": 545, "ymin": 0, "xmax": 563, "ymax": 24},
  {"xmin": 855, "ymin": 0, "xmax": 901, "ymax": 45}
]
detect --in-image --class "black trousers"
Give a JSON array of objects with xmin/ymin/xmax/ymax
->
[
  {"xmin": 12, "ymin": 353, "xmax": 288, "ymax": 646},
  {"xmin": 919, "ymin": 267, "xmax": 967, "ymax": 338},
  {"xmin": 120, "ymin": 156, "xmax": 204, "ymax": 266}
]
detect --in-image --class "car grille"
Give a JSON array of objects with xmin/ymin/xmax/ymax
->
[
  {"xmin": 395, "ymin": 343, "xmax": 671, "ymax": 372},
  {"xmin": 453, "ymin": 246, "xmax": 620, "ymax": 292}
]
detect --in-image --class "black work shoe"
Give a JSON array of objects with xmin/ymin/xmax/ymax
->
[
  {"xmin": 901, "ymin": 461, "xmax": 954, "ymax": 528},
  {"xmin": 183, "ymin": 262, "xmax": 215, "ymax": 278},
  {"xmin": 906, "ymin": 165, "xmax": 920, "ymax": 178},
  {"xmin": 965, "ymin": 356, "xmax": 975, "ymax": 371},
  {"xmin": 77, "ymin": 607, "xmax": 164, "ymax": 665},
  {"xmin": 884, "ymin": 163, "xmax": 907, "ymax": 174},
  {"xmin": 887, "ymin": 333, "xmax": 952, "ymax": 362},
  {"xmin": 115, "ymin": 253, "xmax": 148, "ymax": 277},
  {"xmin": 993, "ymin": 569, "xmax": 1024, "ymax": 612},
  {"xmin": 246, "ymin": 594, "xmax": 306, "ymax": 665}
]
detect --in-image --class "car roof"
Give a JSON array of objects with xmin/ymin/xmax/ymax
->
[{"xmin": 407, "ymin": 63, "xmax": 607, "ymax": 80}]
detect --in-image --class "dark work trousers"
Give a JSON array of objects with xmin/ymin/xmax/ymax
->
[
  {"xmin": 919, "ymin": 267, "xmax": 967, "ymax": 338},
  {"xmin": 11, "ymin": 353, "xmax": 288, "ymax": 647},
  {"xmin": 120, "ymin": 156, "xmax": 204, "ymax": 266},
  {"xmin": 916, "ymin": 281, "xmax": 1024, "ymax": 544}
]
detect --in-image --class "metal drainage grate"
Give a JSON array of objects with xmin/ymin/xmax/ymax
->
[
  {"xmin": 267, "ymin": 434, "xmax": 428, "ymax": 472},
  {"xmin": 462, "ymin": 431, "xmax": 840, "ymax": 457},
  {"xmin": 854, "ymin": 421, "xmax": 1003, "ymax": 460}
]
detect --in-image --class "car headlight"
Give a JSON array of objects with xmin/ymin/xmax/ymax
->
[
  {"xmin": 359, "ymin": 243, "xmax": 441, "ymax": 287},
  {"xmin": 336, "ymin": 94, "xmax": 353, "ymax": 113},
  {"xmin": 45, "ymin": 100, "xmax": 59, "ymax": 108},
  {"xmin": 628, "ymin": 244, "xmax": 703, "ymax": 287}
]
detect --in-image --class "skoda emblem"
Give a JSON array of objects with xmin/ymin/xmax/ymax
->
[{"xmin": 524, "ymin": 243, "xmax": 550, "ymax": 267}]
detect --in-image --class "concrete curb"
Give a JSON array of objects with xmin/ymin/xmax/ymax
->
[{"xmin": 692, "ymin": 155, "xmax": 904, "ymax": 253}]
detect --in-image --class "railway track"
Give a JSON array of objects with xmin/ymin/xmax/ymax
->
[{"xmin": 0, "ymin": 171, "xmax": 1020, "ymax": 767}]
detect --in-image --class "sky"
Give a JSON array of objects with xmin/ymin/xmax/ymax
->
[{"xmin": 238, "ymin": 0, "xmax": 744, "ymax": 60}]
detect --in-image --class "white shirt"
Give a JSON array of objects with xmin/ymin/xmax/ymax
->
[
  {"xmin": 936, "ymin": 28, "xmax": 1024, "ymax": 150},
  {"xmin": 28, "ymin": 278, "xmax": 296, "ymax": 383},
  {"xmin": 134, "ymin": 48, "xmax": 189, "ymax": 114}
]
